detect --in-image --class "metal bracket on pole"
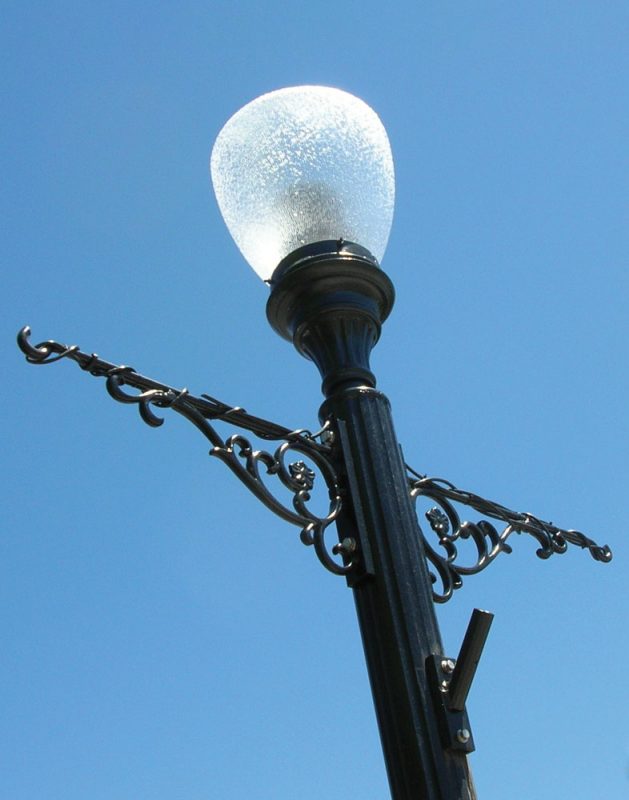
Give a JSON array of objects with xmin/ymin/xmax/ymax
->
[{"xmin": 427, "ymin": 608, "xmax": 494, "ymax": 753}]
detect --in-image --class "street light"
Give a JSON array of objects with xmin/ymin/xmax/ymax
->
[{"xmin": 17, "ymin": 85, "xmax": 611, "ymax": 800}]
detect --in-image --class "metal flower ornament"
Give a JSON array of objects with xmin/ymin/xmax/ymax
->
[{"xmin": 17, "ymin": 86, "xmax": 612, "ymax": 800}]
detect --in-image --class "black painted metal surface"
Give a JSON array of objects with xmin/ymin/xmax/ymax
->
[
  {"xmin": 323, "ymin": 386, "xmax": 476, "ymax": 799},
  {"xmin": 448, "ymin": 610, "xmax": 494, "ymax": 713},
  {"xmin": 270, "ymin": 243, "xmax": 476, "ymax": 798},
  {"xmin": 267, "ymin": 239, "xmax": 394, "ymax": 396}
]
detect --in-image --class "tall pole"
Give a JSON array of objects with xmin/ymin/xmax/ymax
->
[
  {"xmin": 328, "ymin": 388, "xmax": 474, "ymax": 799},
  {"xmin": 267, "ymin": 241, "xmax": 476, "ymax": 800}
]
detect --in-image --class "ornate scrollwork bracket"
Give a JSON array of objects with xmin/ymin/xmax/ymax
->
[
  {"xmin": 407, "ymin": 466, "xmax": 612, "ymax": 603},
  {"xmin": 17, "ymin": 327, "xmax": 613, "ymax": 596},
  {"xmin": 17, "ymin": 326, "xmax": 353, "ymax": 576}
]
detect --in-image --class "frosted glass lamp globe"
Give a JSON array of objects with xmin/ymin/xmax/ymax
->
[{"xmin": 210, "ymin": 86, "xmax": 395, "ymax": 280}]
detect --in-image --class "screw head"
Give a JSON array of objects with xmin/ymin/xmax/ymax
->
[
  {"xmin": 441, "ymin": 658, "xmax": 455, "ymax": 674},
  {"xmin": 320, "ymin": 429, "xmax": 335, "ymax": 445},
  {"xmin": 332, "ymin": 537, "xmax": 357, "ymax": 556},
  {"xmin": 456, "ymin": 729, "xmax": 471, "ymax": 744}
]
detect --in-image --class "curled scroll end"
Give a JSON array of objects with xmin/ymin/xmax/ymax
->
[
  {"xmin": 105, "ymin": 374, "xmax": 166, "ymax": 428},
  {"xmin": 17, "ymin": 326, "xmax": 32, "ymax": 352},
  {"xmin": 139, "ymin": 400, "xmax": 165, "ymax": 428},
  {"xmin": 563, "ymin": 528, "xmax": 612, "ymax": 563},
  {"xmin": 17, "ymin": 326, "xmax": 48, "ymax": 361},
  {"xmin": 105, "ymin": 372, "xmax": 133, "ymax": 402},
  {"xmin": 17, "ymin": 326, "xmax": 79, "ymax": 364},
  {"xmin": 590, "ymin": 544, "xmax": 613, "ymax": 563}
]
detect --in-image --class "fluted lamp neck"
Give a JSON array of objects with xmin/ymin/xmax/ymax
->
[{"xmin": 266, "ymin": 239, "xmax": 395, "ymax": 397}]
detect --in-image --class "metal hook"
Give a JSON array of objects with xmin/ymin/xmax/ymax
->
[
  {"xmin": 427, "ymin": 608, "xmax": 494, "ymax": 753},
  {"xmin": 448, "ymin": 609, "xmax": 494, "ymax": 712}
]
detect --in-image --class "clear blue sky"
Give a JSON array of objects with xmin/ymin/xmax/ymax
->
[{"xmin": 3, "ymin": 3, "xmax": 627, "ymax": 798}]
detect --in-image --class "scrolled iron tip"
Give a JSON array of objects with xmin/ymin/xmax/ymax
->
[
  {"xmin": 17, "ymin": 325, "xmax": 36, "ymax": 355},
  {"xmin": 592, "ymin": 544, "xmax": 613, "ymax": 563},
  {"xmin": 17, "ymin": 325, "xmax": 49, "ymax": 361},
  {"xmin": 17, "ymin": 326, "xmax": 79, "ymax": 364}
]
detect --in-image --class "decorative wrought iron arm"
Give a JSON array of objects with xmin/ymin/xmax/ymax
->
[
  {"xmin": 17, "ymin": 326, "xmax": 299, "ymax": 441},
  {"xmin": 407, "ymin": 466, "xmax": 612, "ymax": 603},
  {"xmin": 17, "ymin": 327, "xmax": 350, "ymax": 576},
  {"xmin": 17, "ymin": 327, "xmax": 612, "ymax": 596}
]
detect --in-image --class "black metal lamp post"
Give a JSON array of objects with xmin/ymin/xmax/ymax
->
[{"xmin": 17, "ymin": 86, "xmax": 611, "ymax": 800}]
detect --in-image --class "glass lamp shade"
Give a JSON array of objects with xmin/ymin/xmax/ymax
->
[{"xmin": 210, "ymin": 86, "xmax": 395, "ymax": 280}]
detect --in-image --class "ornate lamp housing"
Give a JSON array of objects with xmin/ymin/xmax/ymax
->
[{"xmin": 211, "ymin": 86, "xmax": 396, "ymax": 396}]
